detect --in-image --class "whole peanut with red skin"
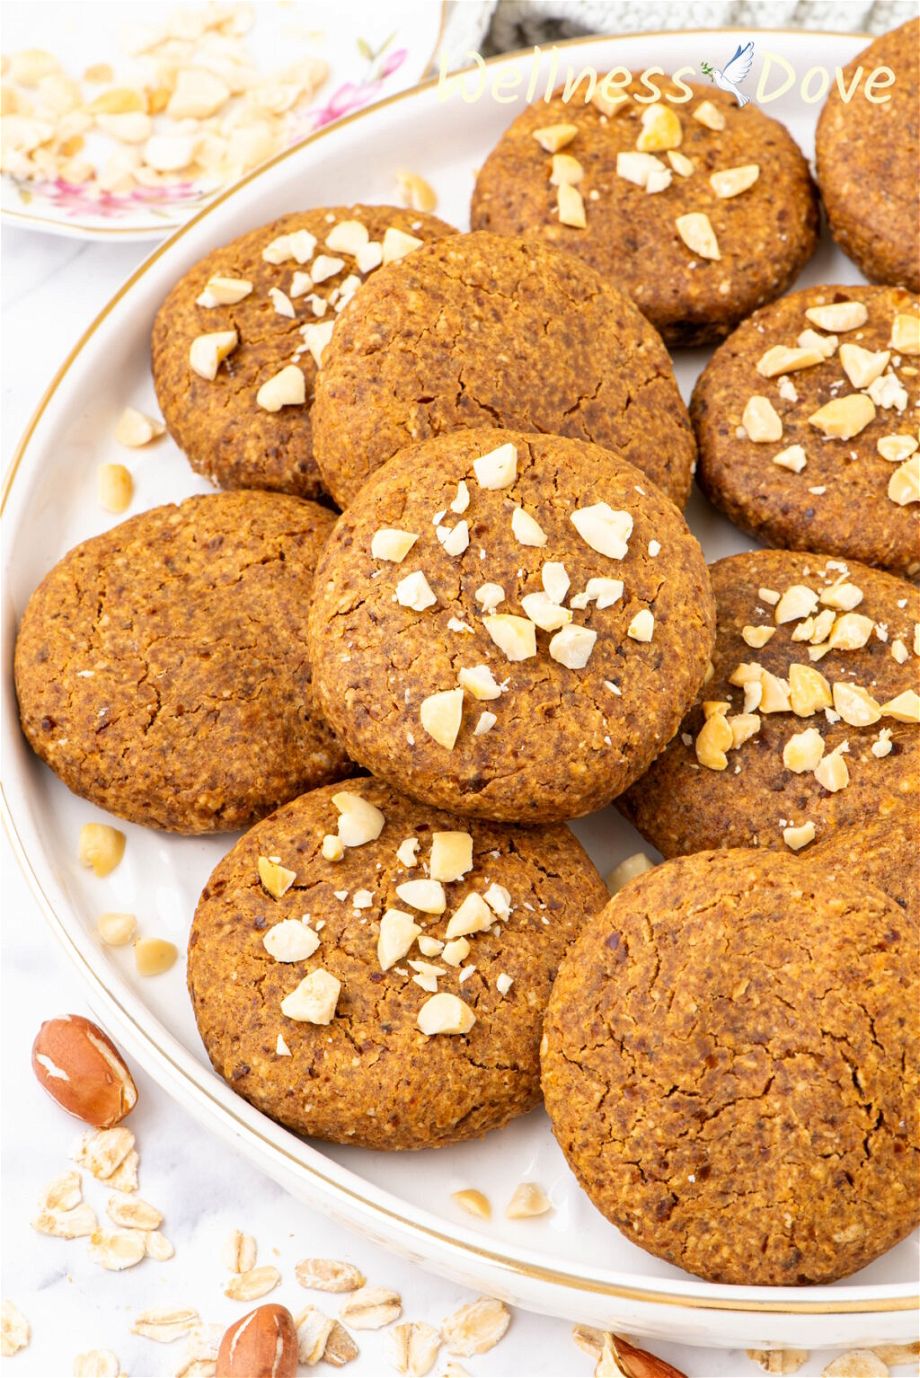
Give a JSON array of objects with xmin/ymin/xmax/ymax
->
[{"xmin": 31, "ymin": 1014, "xmax": 137, "ymax": 1127}]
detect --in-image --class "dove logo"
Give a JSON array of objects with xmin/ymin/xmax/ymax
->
[{"xmin": 700, "ymin": 42, "xmax": 754, "ymax": 106}]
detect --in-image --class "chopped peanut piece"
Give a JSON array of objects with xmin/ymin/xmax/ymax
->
[
  {"xmin": 695, "ymin": 711, "xmax": 732, "ymax": 770},
  {"xmin": 506, "ymin": 1183, "xmax": 552, "ymax": 1219},
  {"xmin": 557, "ymin": 183, "xmax": 586, "ymax": 228},
  {"xmin": 772, "ymin": 444, "xmax": 806, "ymax": 473},
  {"xmin": 195, "ymin": 275, "xmax": 252, "ymax": 307},
  {"xmin": 417, "ymin": 993, "xmax": 476, "ymax": 1036},
  {"xmin": 888, "ymin": 457, "xmax": 920, "ymax": 505},
  {"xmin": 730, "ymin": 712, "xmax": 760, "ymax": 747},
  {"xmin": 789, "ymin": 663, "xmax": 832, "ymax": 716},
  {"xmin": 756, "ymin": 345, "xmax": 824, "ymax": 378},
  {"xmin": 877, "ymin": 435, "xmax": 918, "ymax": 463},
  {"xmin": 549, "ymin": 624, "xmax": 597, "ymax": 668},
  {"xmin": 419, "ymin": 689, "xmax": 464, "ymax": 750},
  {"xmin": 395, "ymin": 170, "xmax": 437, "ymax": 212},
  {"xmin": 616, "ymin": 151, "xmax": 667, "ymax": 189},
  {"xmin": 809, "ymin": 394, "xmax": 876, "ymax": 439},
  {"xmin": 396, "ymin": 571, "xmax": 437, "ymax": 612},
  {"xmin": 452, "ymin": 1189, "xmax": 490, "ymax": 1219},
  {"xmin": 570, "ymin": 503, "xmax": 633, "ymax": 558},
  {"xmin": 381, "ymin": 226, "xmax": 424, "ymax": 264},
  {"xmin": 532, "ymin": 123, "xmax": 578, "ymax": 153},
  {"xmin": 377, "ymin": 910, "xmax": 422, "ymax": 971},
  {"xmin": 134, "ymin": 937, "xmax": 178, "ymax": 976},
  {"xmin": 256, "ymin": 364, "xmax": 305, "ymax": 412},
  {"xmin": 667, "ymin": 150, "xmax": 694, "ymax": 176},
  {"xmin": 880, "ymin": 690, "xmax": 920, "ymax": 722},
  {"xmin": 98, "ymin": 464, "xmax": 133, "ymax": 514},
  {"xmin": 188, "ymin": 329, "xmax": 238, "ymax": 380},
  {"xmin": 759, "ymin": 670, "xmax": 792, "ymax": 713},
  {"xmin": 819, "ymin": 582, "xmax": 863, "ymax": 611},
  {"xmin": 332, "ymin": 792, "xmax": 385, "ymax": 847},
  {"xmin": 114, "ymin": 406, "xmax": 164, "ymax": 447},
  {"xmin": 636, "ymin": 103, "xmax": 682, "ymax": 151},
  {"xmin": 783, "ymin": 820, "xmax": 816, "ymax": 850},
  {"xmin": 890, "ymin": 313, "xmax": 920, "ymax": 354},
  {"xmin": 775, "ymin": 584, "xmax": 819, "ymax": 624},
  {"xmin": 550, "ymin": 153, "xmax": 583, "ymax": 186},
  {"xmin": 833, "ymin": 682, "xmax": 881, "ymax": 727},
  {"xmin": 742, "ymin": 395, "xmax": 783, "ymax": 443},
  {"xmin": 484, "ymin": 614, "xmax": 537, "ymax": 662},
  {"xmin": 371, "ymin": 528, "xmax": 418, "ymax": 563},
  {"xmin": 445, "ymin": 893, "xmax": 493, "ymax": 939},
  {"xmin": 675, "ymin": 211, "xmax": 720, "ymax": 260},
  {"xmin": 693, "ymin": 99, "xmax": 725, "ymax": 130},
  {"xmin": 258, "ymin": 856, "xmax": 296, "ymax": 898},
  {"xmin": 473, "ymin": 442, "xmax": 517, "ymax": 489},
  {"xmin": 458, "ymin": 664, "xmax": 502, "ymax": 700},
  {"xmin": 97, "ymin": 912, "xmax": 137, "ymax": 946},
  {"xmin": 281, "ymin": 968, "xmax": 340, "ymax": 1024},
  {"xmin": 627, "ymin": 609, "xmax": 654, "ymax": 642},
  {"xmin": 742, "ymin": 625, "xmax": 775, "ymax": 649},
  {"xmin": 814, "ymin": 745, "xmax": 849, "ymax": 793},
  {"xmin": 827, "ymin": 612, "xmax": 874, "ymax": 650},
  {"xmin": 521, "ymin": 592, "xmax": 572, "ymax": 631},
  {"xmin": 429, "ymin": 831, "xmax": 473, "ymax": 883},
  {"xmin": 783, "ymin": 727, "xmax": 825, "ymax": 773},
  {"xmin": 805, "ymin": 301, "xmax": 867, "ymax": 332},
  {"xmin": 709, "ymin": 163, "xmax": 759, "ymax": 198},
  {"xmin": 839, "ymin": 343, "xmax": 890, "ymax": 389},
  {"xmin": 78, "ymin": 822, "xmax": 125, "ymax": 877}
]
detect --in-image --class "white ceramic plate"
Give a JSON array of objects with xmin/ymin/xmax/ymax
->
[
  {"xmin": 1, "ymin": 0, "xmax": 445, "ymax": 240},
  {"xmin": 3, "ymin": 28, "xmax": 918, "ymax": 1351}
]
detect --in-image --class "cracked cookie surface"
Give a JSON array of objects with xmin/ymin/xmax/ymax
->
[
  {"xmin": 151, "ymin": 205, "xmax": 455, "ymax": 500},
  {"xmin": 307, "ymin": 428, "xmax": 715, "ymax": 823},
  {"xmin": 620, "ymin": 549, "xmax": 920, "ymax": 856},
  {"xmin": 188, "ymin": 776, "xmax": 607, "ymax": 1150},
  {"xmin": 14, "ymin": 491, "xmax": 350, "ymax": 833},
  {"xmin": 310, "ymin": 231, "xmax": 696, "ymax": 508},
  {"xmin": 471, "ymin": 78, "xmax": 818, "ymax": 347},
  {"xmin": 816, "ymin": 18, "xmax": 920, "ymax": 293},
  {"xmin": 692, "ymin": 284, "xmax": 920, "ymax": 574},
  {"xmin": 541, "ymin": 848, "xmax": 920, "ymax": 1285}
]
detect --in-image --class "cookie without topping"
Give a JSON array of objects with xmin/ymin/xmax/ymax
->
[
  {"xmin": 151, "ymin": 205, "xmax": 455, "ymax": 500},
  {"xmin": 693, "ymin": 284, "xmax": 920, "ymax": 574},
  {"xmin": 816, "ymin": 19, "xmax": 920, "ymax": 293},
  {"xmin": 812, "ymin": 813, "xmax": 919, "ymax": 927},
  {"xmin": 620, "ymin": 549, "xmax": 920, "ymax": 857},
  {"xmin": 311, "ymin": 231, "xmax": 697, "ymax": 508},
  {"xmin": 541, "ymin": 849, "xmax": 919, "ymax": 1285},
  {"xmin": 308, "ymin": 428, "xmax": 715, "ymax": 822},
  {"xmin": 14, "ymin": 492, "xmax": 349, "ymax": 832},
  {"xmin": 471, "ymin": 78, "xmax": 818, "ymax": 347},
  {"xmin": 188, "ymin": 777, "xmax": 608, "ymax": 1150}
]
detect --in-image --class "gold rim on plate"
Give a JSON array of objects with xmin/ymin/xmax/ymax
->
[{"xmin": 4, "ymin": 27, "xmax": 916, "ymax": 1319}]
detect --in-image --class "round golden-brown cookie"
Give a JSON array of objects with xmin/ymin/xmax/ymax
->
[
  {"xmin": 311, "ymin": 231, "xmax": 697, "ymax": 508},
  {"xmin": 14, "ymin": 492, "xmax": 349, "ymax": 833},
  {"xmin": 816, "ymin": 19, "xmax": 920, "ymax": 293},
  {"xmin": 541, "ymin": 848, "xmax": 919, "ymax": 1285},
  {"xmin": 811, "ymin": 813, "xmax": 919, "ymax": 927},
  {"xmin": 151, "ymin": 206, "xmax": 455, "ymax": 500},
  {"xmin": 620, "ymin": 549, "xmax": 920, "ymax": 857},
  {"xmin": 307, "ymin": 428, "xmax": 715, "ymax": 823},
  {"xmin": 692, "ymin": 284, "xmax": 920, "ymax": 575},
  {"xmin": 188, "ymin": 776, "xmax": 608, "ymax": 1150},
  {"xmin": 471, "ymin": 77, "xmax": 819, "ymax": 347}
]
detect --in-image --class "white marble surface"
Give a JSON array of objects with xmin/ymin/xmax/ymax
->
[{"xmin": 1, "ymin": 226, "xmax": 913, "ymax": 1378}]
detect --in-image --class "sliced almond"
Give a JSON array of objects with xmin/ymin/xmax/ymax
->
[{"xmin": 675, "ymin": 211, "xmax": 719, "ymax": 260}]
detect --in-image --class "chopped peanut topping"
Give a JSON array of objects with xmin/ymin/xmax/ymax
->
[{"xmin": 675, "ymin": 211, "xmax": 720, "ymax": 260}]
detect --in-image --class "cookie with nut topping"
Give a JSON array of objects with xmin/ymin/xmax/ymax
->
[
  {"xmin": 620, "ymin": 549, "xmax": 920, "ymax": 857},
  {"xmin": 816, "ymin": 18, "xmax": 920, "ymax": 294},
  {"xmin": 188, "ymin": 776, "xmax": 607, "ymax": 1150},
  {"xmin": 307, "ymin": 428, "xmax": 715, "ymax": 823},
  {"xmin": 693, "ymin": 285, "xmax": 920, "ymax": 574},
  {"xmin": 151, "ymin": 205, "xmax": 455, "ymax": 500},
  {"xmin": 14, "ymin": 491, "xmax": 349, "ymax": 833},
  {"xmin": 541, "ymin": 848, "xmax": 920, "ymax": 1284},
  {"xmin": 470, "ymin": 77, "xmax": 818, "ymax": 346},
  {"xmin": 311, "ymin": 231, "xmax": 697, "ymax": 508}
]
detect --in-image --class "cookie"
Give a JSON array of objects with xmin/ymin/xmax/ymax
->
[
  {"xmin": 151, "ymin": 205, "xmax": 455, "ymax": 500},
  {"xmin": 471, "ymin": 77, "xmax": 818, "ymax": 347},
  {"xmin": 812, "ymin": 813, "xmax": 919, "ymax": 927},
  {"xmin": 541, "ymin": 848, "xmax": 919, "ymax": 1285},
  {"xmin": 311, "ymin": 231, "xmax": 697, "ymax": 508},
  {"xmin": 188, "ymin": 776, "xmax": 608, "ymax": 1150},
  {"xmin": 816, "ymin": 19, "xmax": 920, "ymax": 293},
  {"xmin": 307, "ymin": 428, "xmax": 715, "ymax": 823},
  {"xmin": 692, "ymin": 284, "xmax": 920, "ymax": 575},
  {"xmin": 620, "ymin": 549, "xmax": 920, "ymax": 857},
  {"xmin": 14, "ymin": 492, "xmax": 349, "ymax": 833}
]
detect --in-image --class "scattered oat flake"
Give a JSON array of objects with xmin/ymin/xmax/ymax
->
[
  {"xmin": 323, "ymin": 1319, "xmax": 360, "ymax": 1367},
  {"xmin": 295, "ymin": 1258, "xmax": 365, "ymax": 1292},
  {"xmin": 389, "ymin": 1321, "xmax": 441, "ymax": 1376},
  {"xmin": 224, "ymin": 1264, "xmax": 281, "ymax": 1301},
  {"xmin": 223, "ymin": 1228, "xmax": 257, "ymax": 1273},
  {"xmin": 38, "ymin": 1169, "xmax": 82, "ymax": 1213},
  {"xmin": 73, "ymin": 1126, "xmax": 134, "ymax": 1180},
  {"xmin": 295, "ymin": 1305, "xmax": 335, "ymax": 1364},
  {"xmin": 132, "ymin": 1307, "xmax": 199, "ymax": 1342},
  {"xmin": 338, "ymin": 1285, "xmax": 402, "ymax": 1330},
  {"xmin": 1, "ymin": 1300, "xmax": 30, "ymax": 1357},
  {"xmin": 72, "ymin": 1350, "xmax": 121, "ymax": 1377},
  {"xmin": 89, "ymin": 1227, "xmax": 147, "ymax": 1271},
  {"xmin": 32, "ymin": 1202, "xmax": 97, "ymax": 1238},
  {"xmin": 106, "ymin": 1194, "xmax": 161, "ymax": 1230},
  {"xmin": 822, "ymin": 1353, "xmax": 889, "ymax": 1378},
  {"xmin": 441, "ymin": 1297, "xmax": 510, "ymax": 1357},
  {"xmin": 746, "ymin": 1350, "xmax": 810, "ymax": 1374}
]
